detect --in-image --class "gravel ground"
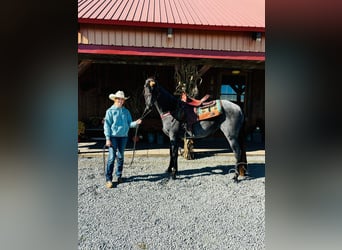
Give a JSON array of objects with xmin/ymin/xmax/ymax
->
[{"xmin": 78, "ymin": 154, "xmax": 265, "ymax": 250}]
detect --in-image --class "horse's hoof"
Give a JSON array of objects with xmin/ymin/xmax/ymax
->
[
  {"xmin": 239, "ymin": 168, "xmax": 247, "ymax": 177},
  {"xmin": 232, "ymin": 175, "xmax": 239, "ymax": 183},
  {"xmin": 237, "ymin": 163, "xmax": 248, "ymax": 177},
  {"xmin": 238, "ymin": 175, "xmax": 247, "ymax": 182}
]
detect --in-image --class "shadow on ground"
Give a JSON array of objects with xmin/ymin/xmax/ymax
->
[{"xmin": 124, "ymin": 163, "xmax": 265, "ymax": 183}]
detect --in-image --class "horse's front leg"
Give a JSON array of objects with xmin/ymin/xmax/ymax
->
[{"xmin": 167, "ymin": 139, "xmax": 179, "ymax": 179}]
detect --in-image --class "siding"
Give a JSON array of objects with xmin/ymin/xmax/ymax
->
[{"xmin": 78, "ymin": 25, "xmax": 265, "ymax": 53}]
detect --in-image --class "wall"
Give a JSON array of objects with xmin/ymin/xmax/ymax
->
[{"xmin": 78, "ymin": 25, "xmax": 265, "ymax": 53}]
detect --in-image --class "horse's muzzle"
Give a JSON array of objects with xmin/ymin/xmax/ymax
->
[{"xmin": 144, "ymin": 105, "xmax": 152, "ymax": 112}]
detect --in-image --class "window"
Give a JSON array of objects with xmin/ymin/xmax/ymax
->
[
  {"xmin": 220, "ymin": 74, "xmax": 246, "ymax": 105},
  {"xmin": 221, "ymin": 85, "xmax": 241, "ymax": 102}
]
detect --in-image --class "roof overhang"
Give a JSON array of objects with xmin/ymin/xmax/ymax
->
[
  {"xmin": 78, "ymin": 45, "xmax": 265, "ymax": 61},
  {"xmin": 78, "ymin": 19, "xmax": 265, "ymax": 32}
]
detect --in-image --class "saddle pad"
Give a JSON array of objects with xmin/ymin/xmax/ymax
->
[{"xmin": 196, "ymin": 100, "xmax": 222, "ymax": 120}]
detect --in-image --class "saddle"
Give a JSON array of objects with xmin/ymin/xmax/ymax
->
[
  {"xmin": 180, "ymin": 93, "xmax": 223, "ymax": 135},
  {"xmin": 181, "ymin": 92, "xmax": 210, "ymax": 107}
]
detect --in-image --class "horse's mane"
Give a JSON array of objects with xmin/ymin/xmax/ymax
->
[{"xmin": 155, "ymin": 84, "xmax": 180, "ymax": 112}]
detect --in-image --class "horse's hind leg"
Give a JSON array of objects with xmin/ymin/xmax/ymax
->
[
  {"xmin": 222, "ymin": 133, "xmax": 247, "ymax": 181},
  {"xmin": 220, "ymin": 113, "xmax": 247, "ymax": 181},
  {"xmin": 227, "ymin": 136, "xmax": 242, "ymax": 181}
]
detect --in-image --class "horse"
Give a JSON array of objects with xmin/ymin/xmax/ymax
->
[{"xmin": 143, "ymin": 77, "xmax": 247, "ymax": 182}]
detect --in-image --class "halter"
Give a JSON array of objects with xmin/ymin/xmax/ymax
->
[{"xmin": 143, "ymin": 81, "xmax": 160, "ymax": 112}]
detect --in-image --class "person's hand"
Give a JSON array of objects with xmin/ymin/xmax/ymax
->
[
  {"xmin": 135, "ymin": 119, "xmax": 142, "ymax": 125},
  {"xmin": 105, "ymin": 139, "xmax": 112, "ymax": 147}
]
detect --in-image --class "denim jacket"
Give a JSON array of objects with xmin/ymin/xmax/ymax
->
[{"xmin": 103, "ymin": 105, "xmax": 137, "ymax": 139}]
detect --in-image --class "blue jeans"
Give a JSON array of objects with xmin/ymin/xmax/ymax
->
[{"xmin": 105, "ymin": 136, "xmax": 128, "ymax": 182}]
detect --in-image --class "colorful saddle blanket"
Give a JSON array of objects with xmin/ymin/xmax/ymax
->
[
  {"xmin": 178, "ymin": 96, "xmax": 223, "ymax": 133},
  {"xmin": 195, "ymin": 100, "xmax": 222, "ymax": 121}
]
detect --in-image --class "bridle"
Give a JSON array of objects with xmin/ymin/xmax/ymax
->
[
  {"xmin": 143, "ymin": 82, "xmax": 176, "ymax": 119},
  {"xmin": 143, "ymin": 81, "xmax": 159, "ymax": 112}
]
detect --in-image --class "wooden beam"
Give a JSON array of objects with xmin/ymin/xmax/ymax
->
[
  {"xmin": 78, "ymin": 60, "xmax": 92, "ymax": 77},
  {"xmin": 198, "ymin": 65, "xmax": 212, "ymax": 77}
]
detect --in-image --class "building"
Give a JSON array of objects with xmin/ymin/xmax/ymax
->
[{"xmin": 78, "ymin": 0, "xmax": 265, "ymax": 141}]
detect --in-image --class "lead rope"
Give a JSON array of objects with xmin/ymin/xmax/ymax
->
[
  {"xmin": 102, "ymin": 145, "xmax": 110, "ymax": 177},
  {"xmin": 127, "ymin": 108, "xmax": 152, "ymax": 167},
  {"xmin": 127, "ymin": 124, "xmax": 139, "ymax": 167}
]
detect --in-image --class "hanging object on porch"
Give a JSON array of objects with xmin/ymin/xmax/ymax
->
[{"xmin": 173, "ymin": 62, "xmax": 211, "ymax": 160}]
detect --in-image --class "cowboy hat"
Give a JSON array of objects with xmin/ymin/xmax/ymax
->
[{"xmin": 109, "ymin": 90, "xmax": 129, "ymax": 101}]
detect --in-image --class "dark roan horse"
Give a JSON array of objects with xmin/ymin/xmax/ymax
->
[{"xmin": 143, "ymin": 77, "xmax": 247, "ymax": 182}]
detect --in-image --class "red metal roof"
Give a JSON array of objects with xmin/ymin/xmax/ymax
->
[{"xmin": 78, "ymin": 0, "xmax": 265, "ymax": 32}]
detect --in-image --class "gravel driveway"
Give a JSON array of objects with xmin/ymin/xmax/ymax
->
[{"xmin": 78, "ymin": 154, "xmax": 265, "ymax": 249}]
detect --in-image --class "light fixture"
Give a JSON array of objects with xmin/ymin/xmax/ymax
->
[
  {"xmin": 167, "ymin": 28, "xmax": 173, "ymax": 39},
  {"xmin": 252, "ymin": 32, "xmax": 262, "ymax": 42},
  {"xmin": 232, "ymin": 70, "xmax": 240, "ymax": 74}
]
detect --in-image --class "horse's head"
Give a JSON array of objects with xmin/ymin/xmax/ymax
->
[{"xmin": 143, "ymin": 77, "xmax": 157, "ymax": 111}]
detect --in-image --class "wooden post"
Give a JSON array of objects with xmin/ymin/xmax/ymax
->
[{"xmin": 182, "ymin": 138, "xmax": 194, "ymax": 160}]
